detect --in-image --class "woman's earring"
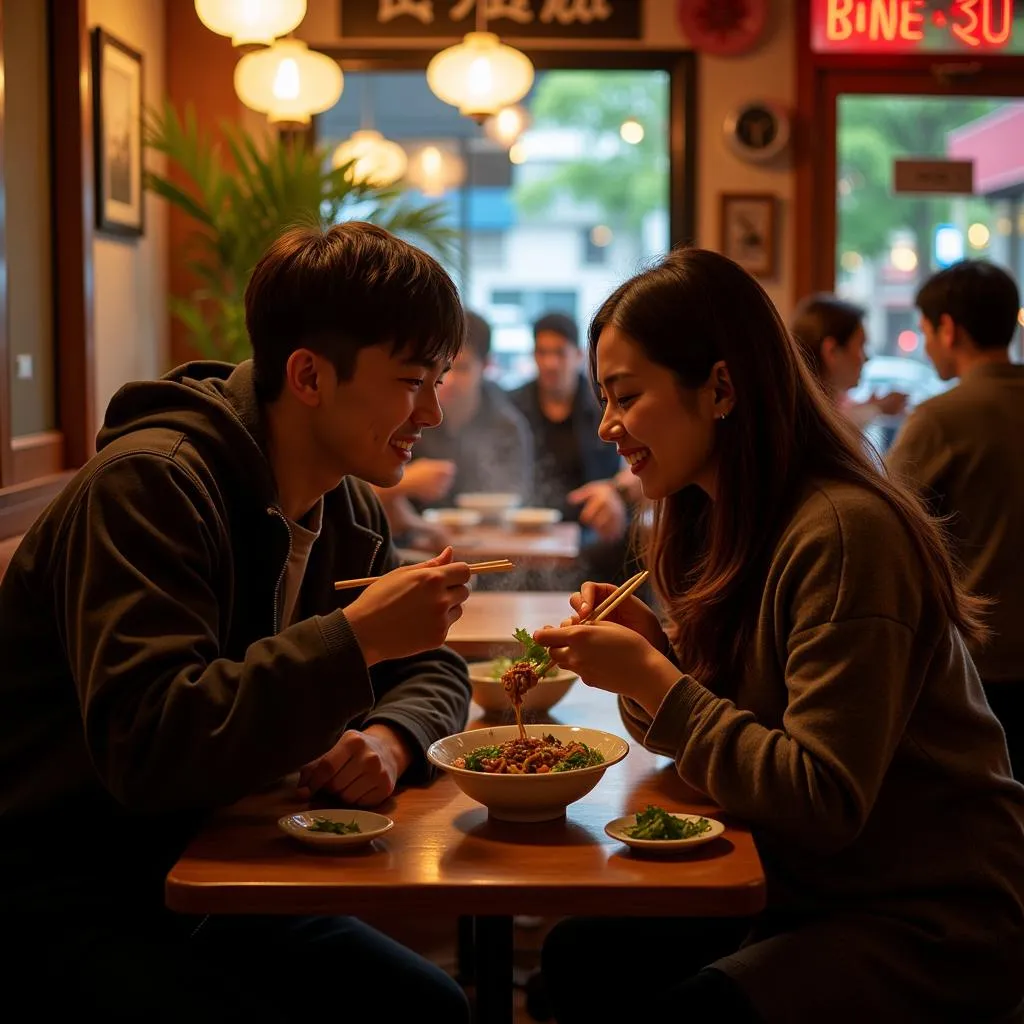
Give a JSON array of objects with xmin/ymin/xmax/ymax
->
[{"xmin": 717, "ymin": 410, "xmax": 729, "ymax": 421}]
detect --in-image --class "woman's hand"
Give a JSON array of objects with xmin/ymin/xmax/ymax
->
[
  {"xmin": 533, "ymin": 620, "xmax": 681, "ymax": 712},
  {"xmin": 567, "ymin": 581, "xmax": 667, "ymax": 653}
]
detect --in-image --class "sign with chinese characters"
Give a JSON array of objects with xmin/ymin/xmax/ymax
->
[
  {"xmin": 811, "ymin": 0, "xmax": 1024, "ymax": 53},
  {"xmin": 339, "ymin": 0, "xmax": 643, "ymax": 39}
]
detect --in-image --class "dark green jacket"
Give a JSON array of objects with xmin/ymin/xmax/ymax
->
[{"xmin": 0, "ymin": 360, "xmax": 470, "ymax": 911}]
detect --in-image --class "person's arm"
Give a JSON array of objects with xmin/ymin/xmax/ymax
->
[
  {"xmin": 61, "ymin": 456, "xmax": 376, "ymax": 813},
  {"xmin": 637, "ymin": 504, "xmax": 929, "ymax": 854},
  {"xmin": 886, "ymin": 406, "xmax": 952, "ymax": 509},
  {"xmin": 351, "ymin": 491, "xmax": 471, "ymax": 781}
]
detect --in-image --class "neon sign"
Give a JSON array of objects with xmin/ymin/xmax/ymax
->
[{"xmin": 811, "ymin": 0, "xmax": 1024, "ymax": 53}]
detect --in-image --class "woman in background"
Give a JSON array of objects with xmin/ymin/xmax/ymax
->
[
  {"xmin": 533, "ymin": 249, "xmax": 1024, "ymax": 1023},
  {"xmin": 790, "ymin": 293, "xmax": 907, "ymax": 429}
]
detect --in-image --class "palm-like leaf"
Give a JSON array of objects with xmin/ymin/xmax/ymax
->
[{"xmin": 145, "ymin": 100, "xmax": 458, "ymax": 363}]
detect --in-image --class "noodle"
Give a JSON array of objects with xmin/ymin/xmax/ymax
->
[
  {"xmin": 501, "ymin": 660, "xmax": 541, "ymax": 739},
  {"xmin": 453, "ymin": 734, "xmax": 605, "ymax": 774}
]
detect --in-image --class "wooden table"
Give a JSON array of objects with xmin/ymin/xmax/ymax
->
[
  {"xmin": 415, "ymin": 522, "xmax": 581, "ymax": 565},
  {"xmin": 166, "ymin": 690, "xmax": 766, "ymax": 1023},
  {"xmin": 446, "ymin": 591, "xmax": 574, "ymax": 660}
]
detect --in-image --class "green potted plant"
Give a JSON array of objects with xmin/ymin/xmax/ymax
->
[{"xmin": 145, "ymin": 101, "xmax": 457, "ymax": 363}]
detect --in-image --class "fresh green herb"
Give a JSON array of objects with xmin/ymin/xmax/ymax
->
[
  {"xmin": 307, "ymin": 816, "xmax": 361, "ymax": 835},
  {"xmin": 490, "ymin": 627, "xmax": 556, "ymax": 680},
  {"xmin": 625, "ymin": 806, "xmax": 710, "ymax": 841},
  {"xmin": 551, "ymin": 744, "xmax": 605, "ymax": 772},
  {"xmin": 463, "ymin": 745, "xmax": 502, "ymax": 771}
]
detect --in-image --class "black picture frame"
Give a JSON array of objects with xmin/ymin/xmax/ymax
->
[{"xmin": 91, "ymin": 27, "xmax": 144, "ymax": 237}]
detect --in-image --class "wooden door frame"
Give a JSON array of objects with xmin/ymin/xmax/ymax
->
[
  {"xmin": 0, "ymin": 0, "xmax": 91, "ymax": 534},
  {"xmin": 795, "ymin": 2, "xmax": 1024, "ymax": 300}
]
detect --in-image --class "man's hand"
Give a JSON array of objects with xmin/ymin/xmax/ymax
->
[
  {"xmin": 344, "ymin": 547, "xmax": 471, "ymax": 665},
  {"xmin": 396, "ymin": 459, "xmax": 456, "ymax": 503},
  {"xmin": 568, "ymin": 480, "xmax": 628, "ymax": 542},
  {"xmin": 872, "ymin": 391, "xmax": 909, "ymax": 417},
  {"xmin": 298, "ymin": 724, "xmax": 413, "ymax": 806}
]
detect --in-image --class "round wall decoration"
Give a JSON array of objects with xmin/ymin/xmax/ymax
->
[{"xmin": 676, "ymin": 0, "xmax": 769, "ymax": 57}]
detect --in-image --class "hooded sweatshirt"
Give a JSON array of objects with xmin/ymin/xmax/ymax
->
[{"xmin": 0, "ymin": 361, "xmax": 470, "ymax": 912}]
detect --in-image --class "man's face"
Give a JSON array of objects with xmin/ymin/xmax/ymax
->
[
  {"xmin": 309, "ymin": 343, "xmax": 447, "ymax": 487},
  {"xmin": 438, "ymin": 347, "xmax": 485, "ymax": 422},
  {"xmin": 534, "ymin": 329, "xmax": 582, "ymax": 399}
]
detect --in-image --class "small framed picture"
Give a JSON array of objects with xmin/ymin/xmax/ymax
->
[
  {"xmin": 719, "ymin": 193, "xmax": 777, "ymax": 278},
  {"xmin": 91, "ymin": 28, "xmax": 144, "ymax": 237}
]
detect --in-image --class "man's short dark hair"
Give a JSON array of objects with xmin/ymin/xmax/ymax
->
[
  {"xmin": 464, "ymin": 311, "xmax": 491, "ymax": 363},
  {"xmin": 245, "ymin": 221, "xmax": 465, "ymax": 401},
  {"xmin": 533, "ymin": 312, "xmax": 579, "ymax": 348},
  {"xmin": 916, "ymin": 260, "xmax": 1020, "ymax": 352}
]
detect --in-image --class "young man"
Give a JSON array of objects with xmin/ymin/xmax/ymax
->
[
  {"xmin": 0, "ymin": 223, "xmax": 473, "ymax": 1018},
  {"xmin": 888, "ymin": 259, "xmax": 1024, "ymax": 774},
  {"xmin": 375, "ymin": 311, "xmax": 533, "ymax": 543},
  {"xmin": 509, "ymin": 313, "xmax": 630, "ymax": 563}
]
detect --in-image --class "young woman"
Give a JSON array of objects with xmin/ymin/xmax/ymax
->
[
  {"xmin": 790, "ymin": 292, "xmax": 907, "ymax": 428},
  {"xmin": 533, "ymin": 249, "xmax": 1024, "ymax": 1023}
]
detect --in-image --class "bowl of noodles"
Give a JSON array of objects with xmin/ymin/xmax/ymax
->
[{"xmin": 427, "ymin": 724, "xmax": 629, "ymax": 822}]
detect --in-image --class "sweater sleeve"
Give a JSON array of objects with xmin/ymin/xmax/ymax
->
[
  {"xmin": 644, "ymin": 494, "xmax": 929, "ymax": 854},
  {"xmin": 61, "ymin": 456, "xmax": 376, "ymax": 813}
]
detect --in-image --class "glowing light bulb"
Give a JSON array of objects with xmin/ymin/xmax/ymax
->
[
  {"xmin": 620, "ymin": 119, "xmax": 644, "ymax": 144},
  {"xmin": 967, "ymin": 222, "xmax": 990, "ymax": 248},
  {"xmin": 272, "ymin": 58, "xmax": 300, "ymax": 100}
]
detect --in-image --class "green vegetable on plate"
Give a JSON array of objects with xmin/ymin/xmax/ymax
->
[
  {"xmin": 307, "ymin": 816, "xmax": 361, "ymax": 835},
  {"xmin": 625, "ymin": 805, "xmax": 710, "ymax": 841}
]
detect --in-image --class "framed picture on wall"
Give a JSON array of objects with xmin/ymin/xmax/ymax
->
[
  {"xmin": 91, "ymin": 28, "xmax": 144, "ymax": 237},
  {"xmin": 719, "ymin": 193, "xmax": 777, "ymax": 278}
]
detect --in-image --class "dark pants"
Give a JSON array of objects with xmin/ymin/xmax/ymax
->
[
  {"xmin": 985, "ymin": 681, "xmax": 1024, "ymax": 779},
  {"xmin": 14, "ymin": 910, "xmax": 469, "ymax": 1022},
  {"xmin": 540, "ymin": 916, "xmax": 761, "ymax": 1023}
]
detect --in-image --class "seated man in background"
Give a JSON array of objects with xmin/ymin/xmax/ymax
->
[
  {"xmin": 888, "ymin": 259, "xmax": 1024, "ymax": 776},
  {"xmin": 0, "ymin": 222, "xmax": 472, "ymax": 1019},
  {"xmin": 374, "ymin": 311, "xmax": 533, "ymax": 548},
  {"xmin": 510, "ymin": 312, "xmax": 633, "ymax": 583}
]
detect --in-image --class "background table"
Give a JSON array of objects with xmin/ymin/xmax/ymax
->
[
  {"xmin": 411, "ymin": 522, "xmax": 580, "ymax": 565},
  {"xmin": 445, "ymin": 591, "xmax": 574, "ymax": 660}
]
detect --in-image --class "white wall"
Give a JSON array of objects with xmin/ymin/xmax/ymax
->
[
  {"xmin": 87, "ymin": 0, "xmax": 168, "ymax": 434},
  {"xmin": 301, "ymin": 0, "xmax": 798, "ymax": 313}
]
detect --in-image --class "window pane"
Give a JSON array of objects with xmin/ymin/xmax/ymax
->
[{"xmin": 317, "ymin": 67, "xmax": 671, "ymax": 388}]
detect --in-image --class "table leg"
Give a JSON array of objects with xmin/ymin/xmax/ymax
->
[{"xmin": 472, "ymin": 915, "xmax": 514, "ymax": 1024}]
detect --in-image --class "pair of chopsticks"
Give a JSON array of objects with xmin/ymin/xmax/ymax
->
[
  {"xmin": 333, "ymin": 558, "xmax": 515, "ymax": 591},
  {"xmin": 533, "ymin": 568, "xmax": 650, "ymax": 676}
]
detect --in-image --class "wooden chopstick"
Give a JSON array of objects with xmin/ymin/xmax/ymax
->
[
  {"xmin": 533, "ymin": 569, "xmax": 650, "ymax": 676},
  {"xmin": 333, "ymin": 559, "xmax": 515, "ymax": 591}
]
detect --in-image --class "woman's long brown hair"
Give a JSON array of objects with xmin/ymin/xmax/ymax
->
[{"xmin": 589, "ymin": 248, "xmax": 986, "ymax": 690}]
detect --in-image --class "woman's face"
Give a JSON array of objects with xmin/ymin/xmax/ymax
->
[
  {"xmin": 594, "ymin": 325, "xmax": 726, "ymax": 500},
  {"xmin": 822, "ymin": 324, "xmax": 868, "ymax": 393}
]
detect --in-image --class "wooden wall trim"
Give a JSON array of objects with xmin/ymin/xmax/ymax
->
[
  {"xmin": 11, "ymin": 430, "xmax": 64, "ymax": 484},
  {"xmin": 49, "ymin": 0, "xmax": 96, "ymax": 469},
  {"xmin": 0, "ymin": 0, "xmax": 13, "ymax": 488},
  {"xmin": 0, "ymin": 471, "xmax": 72, "ymax": 539}
]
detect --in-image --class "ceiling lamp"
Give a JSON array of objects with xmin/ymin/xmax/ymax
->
[
  {"xmin": 427, "ymin": 31, "xmax": 533, "ymax": 122},
  {"xmin": 195, "ymin": 0, "xmax": 307, "ymax": 47},
  {"xmin": 332, "ymin": 130, "xmax": 408, "ymax": 188},
  {"xmin": 405, "ymin": 144, "xmax": 465, "ymax": 197},
  {"xmin": 234, "ymin": 39, "xmax": 343, "ymax": 126},
  {"xmin": 484, "ymin": 104, "xmax": 531, "ymax": 148}
]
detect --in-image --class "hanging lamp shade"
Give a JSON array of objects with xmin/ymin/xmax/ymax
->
[
  {"xmin": 405, "ymin": 144, "xmax": 466, "ymax": 197},
  {"xmin": 234, "ymin": 39, "xmax": 343, "ymax": 126},
  {"xmin": 332, "ymin": 130, "xmax": 408, "ymax": 188},
  {"xmin": 483, "ymin": 104, "xmax": 530, "ymax": 148},
  {"xmin": 195, "ymin": 0, "xmax": 307, "ymax": 47},
  {"xmin": 426, "ymin": 32, "xmax": 533, "ymax": 122}
]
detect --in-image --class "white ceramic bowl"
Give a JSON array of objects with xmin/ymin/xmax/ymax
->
[
  {"xmin": 422, "ymin": 507, "xmax": 483, "ymax": 532},
  {"xmin": 605, "ymin": 813, "xmax": 725, "ymax": 852},
  {"xmin": 503, "ymin": 507, "xmax": 563, "ymax": 532},
  {"xmin": 427, "ymin": 724, "xmax": 628, "ymax": 822},
  {"xmin": 277, "ymin": 809, "xmax": 394, "ymax": 850},
  {"xmin": 468, "ymin": 659, "xmax": 577, "ymax": 714},
  {"xmin": 455, "ymin": 492, "xmax": 522, "ymax": 521}
]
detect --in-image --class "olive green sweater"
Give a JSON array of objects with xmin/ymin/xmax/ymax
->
[{"xmin": 621, "ymin": 481, "xmax": 1024, "ymax": 1020}]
